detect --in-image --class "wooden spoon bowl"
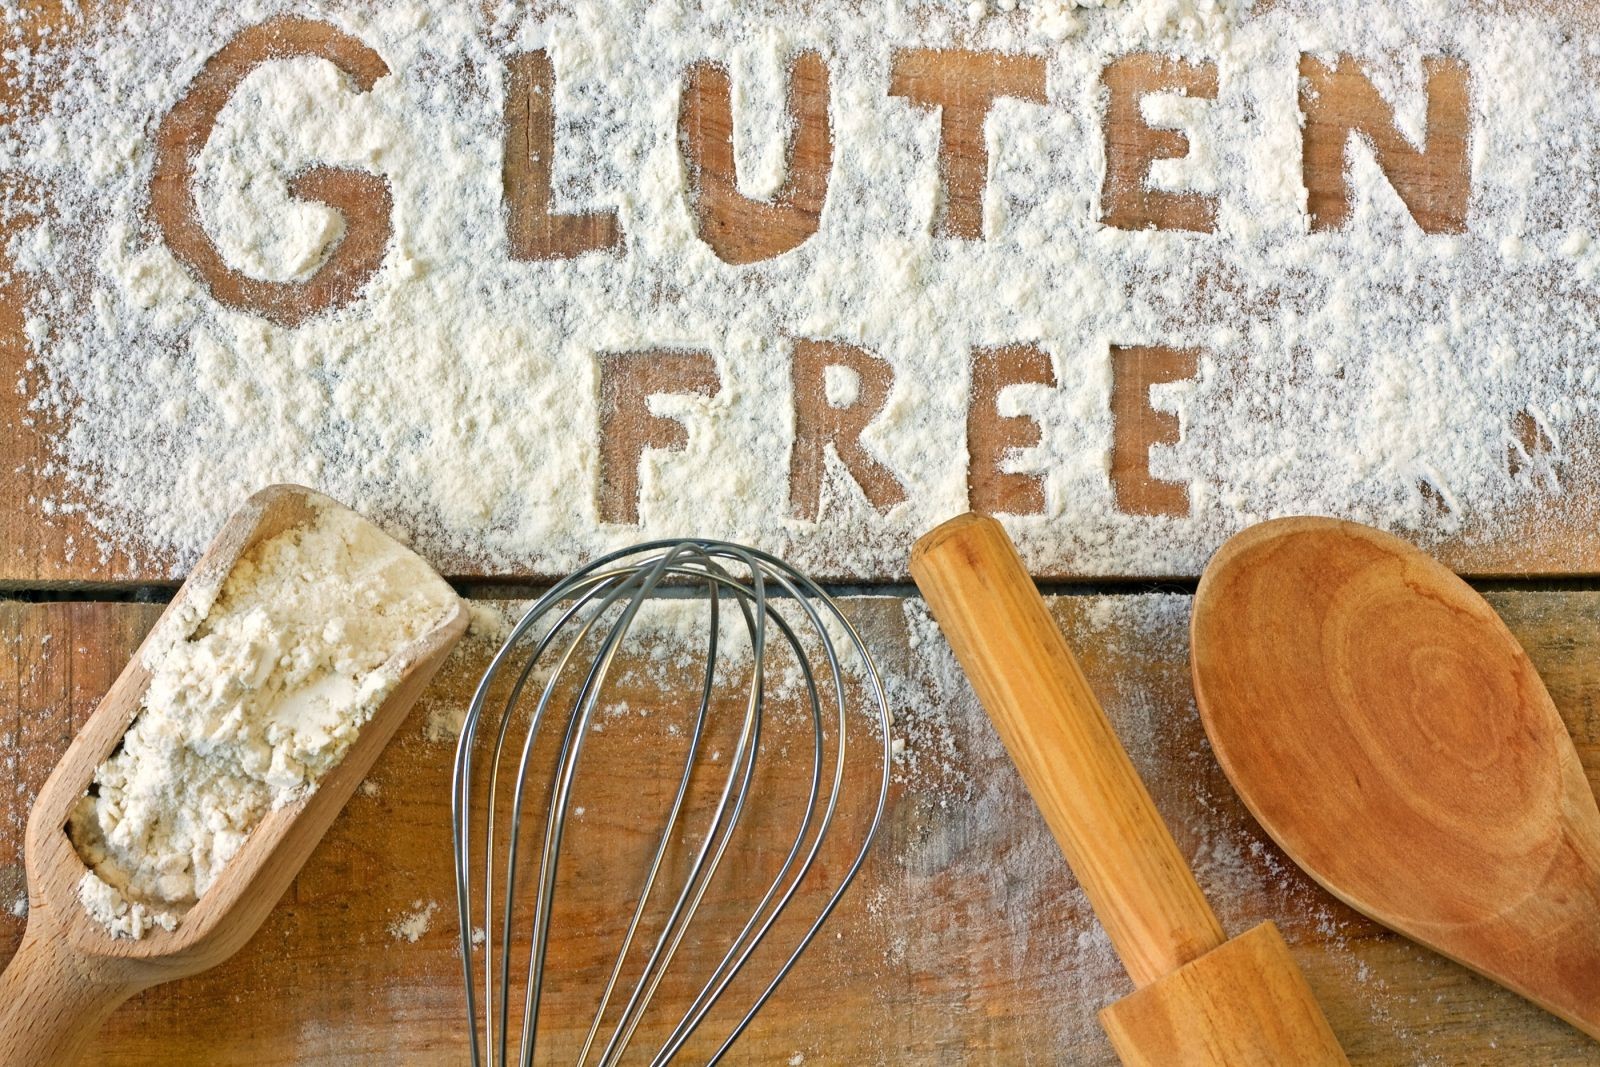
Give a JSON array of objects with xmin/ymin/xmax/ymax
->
[
  {"xmin": 1190, "ymin": 516, "xmax": 1600, "ymax": 1040},
  {"xmin": 0, "ymin": 485, "xmax": 468, "ymax": 1066}
]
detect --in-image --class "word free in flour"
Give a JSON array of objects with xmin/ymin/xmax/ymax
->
[
  {"xmin": 69, "ymin": 495, "xmax": 460, "ymax": 938},
  {"xmin": 6, "ymin": 0, "xmax": 1599, "ymax": 579}
]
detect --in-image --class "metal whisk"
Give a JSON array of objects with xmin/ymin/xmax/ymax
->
[{"xmin": 451, "ymin": 540, "xmax": 891, "ymax": 1066}]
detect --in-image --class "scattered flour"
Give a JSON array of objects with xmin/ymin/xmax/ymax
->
[
  {"xmin": 864, "ymin": 591, "xmax": 1352, "ymax": 1061},
  {"xmin": 388, "ymin": 898, "xmax": 439, "ymax": 943},
  {"xmin": 2, "ymin": 0, "xmax": 1597, "ymax": 580},
  {"xmin": 69, "ymin": 494, "xmax": 461, "ymax": 938},
  {"xmin": 465, "ymin": 600, "xmax": 519, "ymax": 644},
  {"xmin": 422, "ymin": 701, "xmax": 468, "ymax": 745},
  {"xmin": 824, "ymin": 363, "xmax": 862, "ymax": 409}
]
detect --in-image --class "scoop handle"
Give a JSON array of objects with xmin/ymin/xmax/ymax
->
[
  {"xmin": 910, "ymin": 512, "xmax": 1225, "ymax": 987},
  {"xmin": 0, "ymin": 921, "xmax": 138, "ymax": 1067}
]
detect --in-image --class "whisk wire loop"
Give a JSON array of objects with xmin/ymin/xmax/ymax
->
[{"xmin": 452, "ymin": 540, "xmax": 892, "ymax": 1066}]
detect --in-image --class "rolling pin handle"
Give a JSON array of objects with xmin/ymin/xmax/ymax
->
[{"xmin": 911, "ymin": 512, "xmax": 1226, "ymax": 988}]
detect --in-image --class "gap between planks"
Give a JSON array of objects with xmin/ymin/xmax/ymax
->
[{"xmin": 12, "ymin": 574, "xmax": 1600, "ymax": 607}]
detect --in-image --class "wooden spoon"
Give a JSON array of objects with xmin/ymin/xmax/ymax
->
[
  {"xmin": 1190, "ymin": 516, "xmax": 1600, "ymax": 1041},
  {"xmin": 0, "ymin": 484, "xmax": 468, "ymax": 1066}
]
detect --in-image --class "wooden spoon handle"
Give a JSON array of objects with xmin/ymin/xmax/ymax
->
[
  {"xmin": 911, "ymin": 512, "xmax": 1226, "ymax": 987},
  {"xmin": 0, "ymin": 921, "xmax": 139, "ymax": 1067}
]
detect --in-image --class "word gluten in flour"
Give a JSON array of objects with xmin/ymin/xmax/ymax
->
[
  {"xmin": 4, "ymin": 0, "xmax": 1599, "ymax": 577},
  {"xmin": 70, "ymin": 497, "xmax": 459, "ymax": 937}
]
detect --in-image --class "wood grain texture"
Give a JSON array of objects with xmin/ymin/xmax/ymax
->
[
  {"xmin": 910, "ymin": 513, "xmax": 1227, "ymax": 988},
  {"xmin": 8, "ymin": 17, "xmax": 1600, "ymax": 583},
  {"xmin": 504, "ymin": 49, "xmax": 622, "ymax": 261},
  {"xmin": 1101, "ymin": 54, "xmax": 1218, "ymax": 233},
  {"xmin": 147, "ymin": 18, "xmax": 394, "ymax": 328},
  {"xmin": 0, "ymin": 0, "xmax": 151, "ymax": 587},
  {"xmin": 5, "ymin": 592, "xmax": 1600, "ymax": 1063},
  {"xmin": 1191, "ymin": 517, "xmax": 1600, "ymax": 1042},
  {"xmin": 968, "ymin": 345, "xmax": 1058, "ymax": 516},
  {"xmin": 679, "ymin": 51, "xmax": 832, "ymax": 264},
  {"xmin": 596, "ymin": 350, "xmax": 721, "ymax": 526},
  {"xmin": 790, "ymin": 339, "xmax": 907, "ymax": 519},
  {"xmin": 0, "ymin": 487, "xmax": 467, "ymax": 1067},
  {"xmin": 912, "ymin": 513, "xmax": 1344, "ymax": 1064},
  {"xmin": 1099, "ymin": 921, "xmax": 1346, "ymax": 1066},
  {"xmin": 1300, "ymin": 55, "xmax": 1469, "ymax": 234},
  {"xmin": 887, "ymin": 48, "xmax": 1047, "ymax": 241},
  {"xmin": 1109, "ymin": 346, "xmax": 1199, "ymax": 518}
]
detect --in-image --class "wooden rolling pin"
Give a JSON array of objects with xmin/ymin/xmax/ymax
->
[{"xmin": 910, "ymin": 513, "xmax": 1348, "ymax": 1065}]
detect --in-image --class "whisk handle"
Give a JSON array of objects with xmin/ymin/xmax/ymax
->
[{"xmin": 910, "ymin": 512, "xmax": 1225, "ymax": 989}]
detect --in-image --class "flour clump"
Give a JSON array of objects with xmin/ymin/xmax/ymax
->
[{"xmin": 68, "ymin": 495, "xmax": 461, "ymax": 938}]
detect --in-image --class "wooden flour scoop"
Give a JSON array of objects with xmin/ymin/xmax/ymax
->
[
  {"xmin": 912, "ymin": 513, "xmax": 1348, "ymax": 1065},
  {"xmin": 1191, "ymin": 517, "xmax": 1600, "ymax": 1041},
  {"xmin": 0, "ymin": 485, "xmax": 468, "ymax": 1066}
]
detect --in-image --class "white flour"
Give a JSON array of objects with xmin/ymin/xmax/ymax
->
[
  {"xmin": 388, "ymin": 899, "xmax": 439, "ymax": 943},
  {"xmin": 69, "ymin": 496, "xmax": 460, "ymax": 938},
  {"xmin": 3, "ymin": 0, "xmax": 1599, "ymax": 579},
  {"xmin": 845, "ymin": 591, "xmax": 1347, "ymax": 1062}
]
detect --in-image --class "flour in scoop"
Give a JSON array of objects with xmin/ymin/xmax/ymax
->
[{"xmin": 69, "ymin": 496, "xmax": 460, "ymax": 938}]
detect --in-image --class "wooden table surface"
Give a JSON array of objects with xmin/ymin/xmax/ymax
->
[
  {"xmin": 6, "ymin": 3, "xmax": 1600, "ymax": 1064},
  {"xmin": 4, "ymin": 592, "xmax": 1600, "ymax": 1064}
]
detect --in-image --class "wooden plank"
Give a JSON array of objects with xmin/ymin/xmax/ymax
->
[
  {"xmin": 0, "ymin": 1, "xmax": 152, "ymax": 586},
  {"xmin": 2, "ymin": 592, "xmax": 1598, "ymax": 1062},
  {"xmin": 5, "ymin": 9, "xmax": 1600, "ymax": 585}
]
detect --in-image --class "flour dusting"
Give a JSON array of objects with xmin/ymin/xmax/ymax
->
[
  {"xmin": 1, "ymin": 0, "xmax": 1596, "ymax": 579},
  {"xmin": 851, "ymin": 592, "xmax": 1330, "ymax": 1061}
]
